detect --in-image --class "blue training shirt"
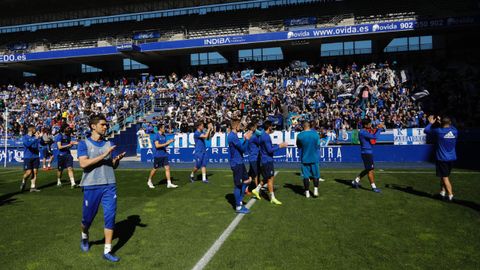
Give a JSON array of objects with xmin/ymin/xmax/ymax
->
[
  {"xmin": 227, "ymin": 131, "xmax": 249, "ymax": 167},
  {"xmin": 296, "ymin": 130, "xmax": 320, "ymax": 164},
  {"xmin": 153, "ymin": 132, "xmax": 168, "ymax": 158},
  {"xmin": 194, "ymin": 130, "xmax": 207, "ymax": 154},
  {"xmin": 359, "ymin": 129, "xmax": 382, "ymax": 154},
  {"xmin": 424, "ymin": 123, "xmax": 457, "ymax": 161},
  {"xmin": 22, "ymin": 134, "xmax": 40, "ymax": 159},
  {"xmin": 246, "ymin": 132, "xmax": 261, "ymax": 162},
  {"xmin": 55, "ymin": 133, "xmax": 72, "ymax": 156},
  {"xmin": 259, "ymin": 132, "xmax": 279, "ymax": 164}
]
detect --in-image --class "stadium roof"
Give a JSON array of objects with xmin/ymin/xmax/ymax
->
[{"xmin": 0, "ymin": 0, "xmax": 334, "ymax": 27}]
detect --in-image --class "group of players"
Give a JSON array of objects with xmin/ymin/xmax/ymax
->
[
  {"xmin": 145, "ymin": 113, "xmax": 458, "ymax": 215},
  {"xmin": 17, "ymin": 113, "xmax": 457, "ymax": 262},
  {"xmin": 20, "ymin": 124, "xmax": 79, "ymax": 192}
]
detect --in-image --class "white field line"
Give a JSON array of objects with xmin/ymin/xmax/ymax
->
[{"xmin": 191, "ymin": 171, "xmax": 279, "ymax": 270}]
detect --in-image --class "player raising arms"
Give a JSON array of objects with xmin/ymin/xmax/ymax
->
[
  {"xmin": 77, "ymin": 114, "xmax": 126, "ymax": 262},
  {"xmin": 20, "ymin": 125, "xmax": 42, "ymax": 192},
  {"xmin": 253, "ymin": 120, "xmax": 287, "ymax": 205},
  {"xmin": 424, "ymin": 115, "xmax": 458, "ymax": 201},
  {"xmin": 352, "ymin": 119, "xmax": 384, "ymax": 193},
  {"xmin": 147, "ymin": 124, "xmax": 177, "ymax": 189},
  {"xmin": 296, "ymin": 121, "xmax": 321, "ymax": 198},
  {"xmin": 190, "ymin": 122, "xmax": 214, "ymax": 183},
  {"xmin": 227, "ymin": 119, "xmax": 253, "ymax": 213},
  {"xmin": 55, "ymin": 126, "xmax": 78, "ymax": 188}
]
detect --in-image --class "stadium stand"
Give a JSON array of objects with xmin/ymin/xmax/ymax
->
[
  {"xmin": 2, "ymin": 59, "xmax": 479, "ymax": 142},
  {"xmin": 0, "ymin": 0, "xmax": 479, "ymax": 141},
  {"xmin": 0, "ymin": 0, "xmax": 477, "ymax": 54}
]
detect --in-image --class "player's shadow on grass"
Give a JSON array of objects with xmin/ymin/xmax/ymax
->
[
  {"xmin": 0, "ymin": 197, "xmax": 18, "ymax": 206},
  {"xmin": 225, "ymin": 194, "xmax": 250, "ymax": 209},
  {"xmin": 91, "ymin": 215, "xmax": 147, "ymax": 253},
  {"xmin": 386, "ymin": 184, "xmax": 480, "ymax": 213},
  {"xmin": 283, "ymin": 183, "xmax": 304, "ymax": 196},
  {"xmin": 334, "ymin": 179, "xmax": 370, "ymax": 191},
  {"xmin": 0, "ymin": 180, "xmax": 58, "ymax": 207},
  {"xmin": 225, "ymin": 194, "xmax": 236, "ymax": 209}
]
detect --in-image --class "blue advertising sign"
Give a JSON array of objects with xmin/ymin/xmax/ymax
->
[
  {"xmin": 116, "ymin": 44, "xmax": 140, "ymax": 52},
  {"xmin": 393, "ymin": 128, "xmax": 426, "ymax": 145},
  {"xmin": 3, "ymin": 16, "xmax": 479, "ymax": 64},
  {"xmin": 0, "ymin": 139, "xmax": 23, "ymax": 147},
  {"xmin": 139, "ymin": 129, "xmax": 428, "ymax": 163},
  {"xmin": 140, "ymin": 145, "xmax": 434, "ymax": 164},
  {"xmin": 141, "ymin": 20, "xmax": 418, "ymax": 52},
  {"xmin": 133, "ymin": 31, "xmax": 161, "ymax": 40},
  {"xmin": 284, "ymin": 17, "xmax": 317, "ymax": 27}
]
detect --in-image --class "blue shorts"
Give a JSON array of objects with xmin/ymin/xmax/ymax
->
[
  {"xmin": 301, "ymin": 163, "xmax": 320, "ymax": 179},
  {"xmin": 58, "ymin": 154, "xmax": 73, "ymax": 170},
  {"xmin": 361, "ymin": 154, "xmax": 374, "ymax": 170},
  {"xmin": 261, "ymin": 162, "xmax": 275, "ymax": 180},
  {"xmin": 153, "ymin": 157, "xmax": 169, "ymax": 168},
  {"xmin": 248, "ymin": 160, "xmax": 261, "ymax": 178},
  {"xmin": 194, "ymin": 153, "xmax": 208, "ymax": 168},
  {"xmin": 231, "ymin": 164, "xmax": 249, "ymax": 186},
  {"xmin": 41, "ymin": 148, "xmax": 52, "ymax": 159},
  {"xmin": 436, "ymin": 160, "xmax": 453, "ymax": 177},
  {"xmin": 24, "ymin": 158, "xmax": 40, "ymax": 170},
  {"xmin": 82, "ymin": 184, "xmax": 117, "ymax": 230}
]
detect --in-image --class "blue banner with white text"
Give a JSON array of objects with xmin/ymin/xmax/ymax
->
[
  {"xmin": 2, "ymin": 16, "xmax": 479, "ymax": 64},
  {"xmin": 284, "ymin": 17, "xmax": 317, "ymax": 27}
]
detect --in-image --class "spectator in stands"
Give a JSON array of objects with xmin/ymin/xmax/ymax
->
[{"xmin": 1, "ymin": 61, "xmax": 478, "ymax": 141}]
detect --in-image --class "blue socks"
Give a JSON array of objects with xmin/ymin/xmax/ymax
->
[
  {"xmin": 234, "ymin": 184, "xmax": 248, "ymax": 210},
  {"xmin": 234, "ymin": 185, "xmax": 242, "ymax": 209}
]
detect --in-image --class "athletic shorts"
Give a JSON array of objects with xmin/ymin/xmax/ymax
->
[
  {"xmin": 231, "ymin": 164, "xmax": 249, "ymax": 186},
  {"xmin": 153, "ymin": 157, "xmax": 169, "ymax": 168},
  {"xmin": 194, "ymin": 153, "xmax": 208, "ymax": 168},
  {"xmin": 24, "ymin": 158, "xmax": 40, "ymax": 170},
  {"xmin": 301, "ymin": 163, "xmax": 320, "ymax": 179},
  {"xmin": 261, "ymin": 162, "xmax": 275, "ymax": 180},
  {"xmin": 82, "ymin": 184, "xmax": 117, "ymax": 230},
  {"xmin": 41, "ymin": 148, "xmax": 52, "ymax": 159},
  {"xmin": 436, "ymin": 160, "xmax": 453, "ymax": 177},
  {"xmin": 58, "ymin": 154, "xmax": 74, "ymax": 170},
  {"xmin": 361, "ymin": 154, "xmax": 374, "ymax": 170},
  {"xmin": 248, "ymin": 160, "xmax": 261, "ymax": 178}
]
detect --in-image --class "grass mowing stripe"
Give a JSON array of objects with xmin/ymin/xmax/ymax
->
[
  {"xmin": 192, "ymin": 171, "xmax": 279, "ymax": 270},
  {"xmin": 0, "ymin": 170, "xmax": 20, "ymax": 175}
]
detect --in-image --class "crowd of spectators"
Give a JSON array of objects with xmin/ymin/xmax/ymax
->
[
  {"xmin": 0, "ymin": 79, "xmax": 150, "ymax": 139},
  {"xmin": 140, "ymin": 61, "xmax": 433, "ymax": 135},
  {"xmin": 1, "ymin": 60, "xmax": 478, "ymax": 141}
]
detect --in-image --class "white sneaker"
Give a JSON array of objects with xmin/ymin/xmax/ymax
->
[
  {"xmin": 57, "ymin": 182, "xmax": 62, "ymax": 187},
  {"xmin": 71, "ymin": 183, "xmax": 77, "ymax": 189},
  {"xmin": 305, "ymin": 191, "xmax": 310, "ymax": 198},
  {"xmin": 147, "ymin": 182, "xmax": 155, "ymax": 189},
  {"xmin": 313, "ymin": 189, "xmax": 319, "ymax": 197},
  {"xmin": 167, "ymin": 183, "xmax": 178, "ymax": 189},
  {"xmin": 319, "ymin": 178, "xmax": 326, "ymax": 182}
]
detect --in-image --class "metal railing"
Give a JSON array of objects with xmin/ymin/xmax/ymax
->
[{"xmin": 106, "ymin": 97, "xmax": 153, "ymax": 137}]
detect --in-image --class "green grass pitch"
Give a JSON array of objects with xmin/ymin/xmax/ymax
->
[{"xmin": 0, "ymin": 167, "xmax": 479, "ymax": 270}]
